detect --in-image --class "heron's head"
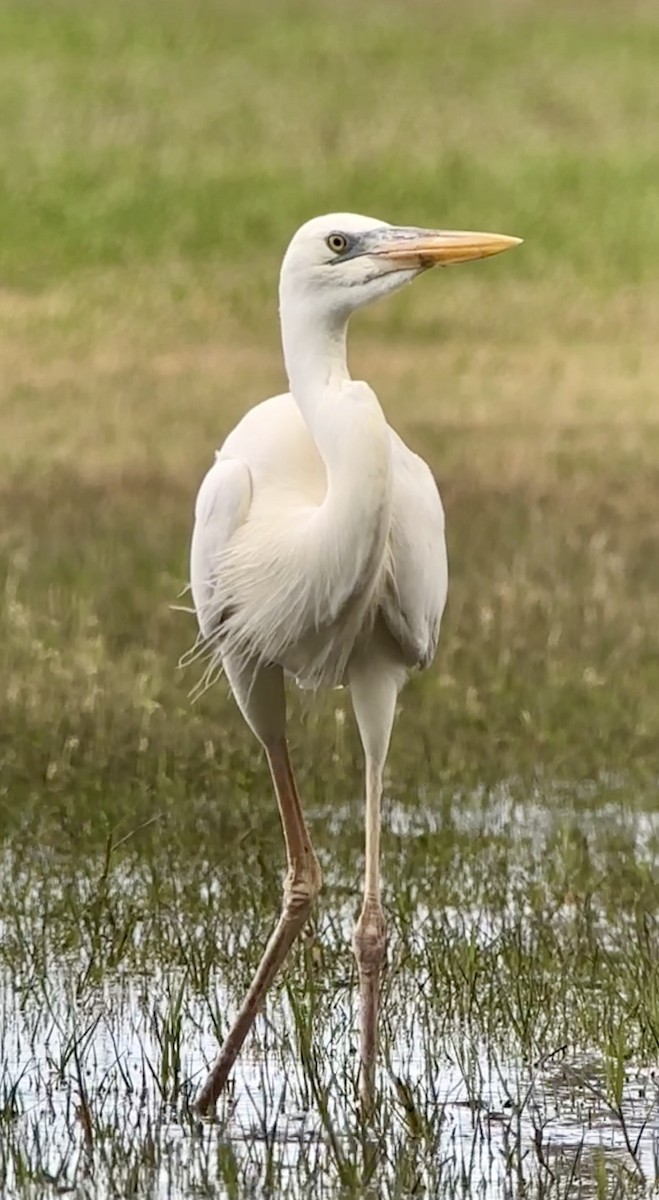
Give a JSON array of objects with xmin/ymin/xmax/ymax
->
[{"xmin": 279, "ymin": 212, "xmax": 522, "ymax": 320}]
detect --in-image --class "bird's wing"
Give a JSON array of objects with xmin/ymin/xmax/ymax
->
[
  {"xmin": 382, "ymin": 429, "xmax": 448, "ymax": 669},
  {"xmin": 190, "ymin": 455, "xmax": 252, "ymax": 638}
]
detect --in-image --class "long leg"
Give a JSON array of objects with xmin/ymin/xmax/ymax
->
[
  {"xmin": 195, "ymin": 666, "xmax": 321, "ymax": 1115},
  {"xmin": 352, "ymin": 756, "xmax": 387, "ymax": 1109},
  {"xmin": 349, "ymin": 644, "xmax": 401, "ymax": 1112}
]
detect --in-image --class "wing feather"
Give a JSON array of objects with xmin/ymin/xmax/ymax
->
[
  {"xmin": 190, "ymin": 456, "xmax": 252, "ymax": 638},
  {"xmin": 382, "ymin": 430, "xmax": 448, "ymax": 669}
]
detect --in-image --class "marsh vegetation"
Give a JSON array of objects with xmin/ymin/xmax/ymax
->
[{"xmin": 1, "ymin": 1, "xmax": 658, "ymax": 1194}]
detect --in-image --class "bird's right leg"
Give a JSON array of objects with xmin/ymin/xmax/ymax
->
[{"xmin": 195, "ymin": 664, "xmax": 321, "ymax": 1115}]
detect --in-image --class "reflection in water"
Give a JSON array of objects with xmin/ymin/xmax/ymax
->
[
  {"xmin": 2, "ymin": 958, "xmax": 657, "ymax": 1194},
  {"xmin": 1, "ymin": 786, "xmax": 658, "ymax": 1196}
]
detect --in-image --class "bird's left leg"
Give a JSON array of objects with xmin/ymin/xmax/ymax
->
[
  {"xmin": 349, "ymin": 649, "xmax": 400, "ymax": 1112},
  {"xmin": 352, "ymin": 755, "xmax": 387, "ymax": 1111}
]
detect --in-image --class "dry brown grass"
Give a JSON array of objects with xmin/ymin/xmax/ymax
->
[
  {"xmin": 1, "ymin": 7, "xmax": 658, "ymax": 1195},
  {"xmin": 2, "ymin": 268, "xmax": 659, "ymax": 489}
]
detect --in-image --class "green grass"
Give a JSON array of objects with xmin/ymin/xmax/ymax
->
[{"xmin": 1, "ymin": 0, "xmax": 658, "ymax": 1196}]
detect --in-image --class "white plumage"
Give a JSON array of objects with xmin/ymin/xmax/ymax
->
[
  {"xmin": 191, "ymin": 390, "xmax": 447, "ymax": 690},
  {"xmin": 190, "ymin": 212, "xmax": 521, "ymax": 1114}
]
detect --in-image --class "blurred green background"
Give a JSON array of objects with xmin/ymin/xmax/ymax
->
[
  {"xmin": 1, "ymin": 2, "xmax": 658, "ymax": 1195},
  {"xmin": 2, "ymin": 0, "xmax": 658, "ymax": 828}
]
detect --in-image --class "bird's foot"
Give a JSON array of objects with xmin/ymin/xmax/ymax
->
[{"xmin": 352, "ymin": 901, "xmax": 387, "ymax": 1115}]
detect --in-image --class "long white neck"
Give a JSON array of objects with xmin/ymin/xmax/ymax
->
[
  {"xmin": 280, "ymin": 289, "xmax": 350, "ymax": 398},
  {"xmin": 279, "ymin": 286, "xmax": 393, "ymax": 618}
]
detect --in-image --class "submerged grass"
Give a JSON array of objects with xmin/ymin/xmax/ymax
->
[{"xmin": 1, "ymin": 0, "xmax": 658, "ymax": 1196}]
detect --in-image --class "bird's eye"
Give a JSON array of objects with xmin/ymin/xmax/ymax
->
[{"xmin": 326, "ymin": 232, "xmax": 349, "ymax": 254}]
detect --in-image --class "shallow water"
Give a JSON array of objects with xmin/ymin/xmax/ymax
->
[
  {"xmin": 2, "ymin": 962, "xmax": 658, "ymax": 1197},
  {"xmin": 1, "ymin": 785, "xmax": 657, "ymax": 1197}
]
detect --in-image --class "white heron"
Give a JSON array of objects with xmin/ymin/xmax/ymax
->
[{"xmin": 190, "ymin": 212, "xmax": 521, "ymax": 1114}]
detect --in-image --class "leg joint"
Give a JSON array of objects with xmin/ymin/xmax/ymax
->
[
  {"xmin": 352, "ymin": 904, "xmax": 387, "ymax": 975},
  {"xmin": 283, "ymin": 852, "xmax": 322, "ymax": 918}
]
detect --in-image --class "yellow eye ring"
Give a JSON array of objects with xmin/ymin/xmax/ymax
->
[{"xmin": 327, "ymin": 232, "xmax": 349, "ymax": 254}]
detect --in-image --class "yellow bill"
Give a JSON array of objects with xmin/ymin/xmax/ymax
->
[{"xmin": 374, "ymin": 228, "xmax": 523, "ymax": 268}]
